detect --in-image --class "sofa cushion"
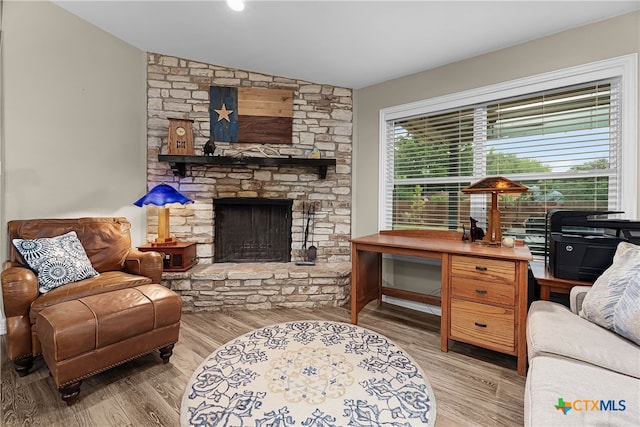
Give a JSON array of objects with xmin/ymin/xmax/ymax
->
[
  {"xmin": 579, "ymin": 242, "xmax": 640, "ymax": 345},
  {"xmin": 527, "ymin": 300, "xmax": 640, "ymax": 379},
  {"xmin": 13, "ymin": 231, "xmax": 99, "ymax": 293},
  {"xmin": 29, "ymin": 271, "xmax": 153, "ymax": 325},
  {"xmin": 525, "ymin": 355, "xmax": 639, "ymax": 427}
]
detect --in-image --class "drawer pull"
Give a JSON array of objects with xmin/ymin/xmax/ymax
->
[
  {"xmin": 475, "ymin": 266, "xmax": 488, "ymax": 271},
  {"xmin": 474, "ymin": 322, "xmax": 487, "ymax": 328},
  {"xmin": 474, "ymin": 289, "xmax": 488, "ymax": 295}
]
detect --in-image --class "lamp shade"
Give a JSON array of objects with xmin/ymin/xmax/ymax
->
[
  {"xmin": 461, "ymin": 176, "xmax": 528, "ymax": 194},
  {"xmin": 134, "ymin": 184, "xmax": 193, "ymax": 207}
]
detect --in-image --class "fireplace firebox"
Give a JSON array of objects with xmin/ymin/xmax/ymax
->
[{"xmin": 214, "ymin": 198, "xmax": 293, "ymax": 263}]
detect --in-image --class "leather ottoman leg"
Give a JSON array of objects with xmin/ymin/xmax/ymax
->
[{"xmin": 159, "ymin": 343, "xmax": 175, "ymax": 363}]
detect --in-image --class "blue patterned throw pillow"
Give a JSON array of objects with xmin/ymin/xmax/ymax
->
[
  {"xmin": 13, "ymin": 231, "xmax": 99, "ymax": 293},
  {"xmin": 580, "ymin": 242, "xmax": 640, "ymax": 345}
]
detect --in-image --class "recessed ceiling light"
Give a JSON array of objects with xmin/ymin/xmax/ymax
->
[{"xmin": 226, "ymin": 0, "xmax": 245, "ymax": 12}]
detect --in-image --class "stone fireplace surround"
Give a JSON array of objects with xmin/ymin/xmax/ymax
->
[{"xmin": 145, "ymin": 53, "xmax": 353, "ymax": 312}]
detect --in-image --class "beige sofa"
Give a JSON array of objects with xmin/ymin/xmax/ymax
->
[{"xmin": 525, "ymin": 286, "xmax": 640, "ymax": 426}]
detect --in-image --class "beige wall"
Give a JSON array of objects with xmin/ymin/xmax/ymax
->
[
  {"xmin": 1, "ymin": 0, "xmax": 148, "ymax": 249},
  {"xmin": 1, "ymin": 1, "xmax": 148, "ymax": 330},
  {"xmin": 353, "ymin": 11, "xmax": 640, "ymax": 238}
]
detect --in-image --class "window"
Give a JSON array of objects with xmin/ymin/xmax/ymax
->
[{"xmin": 380, "ymin": 55, "xmax": 637, "ymax": 258}]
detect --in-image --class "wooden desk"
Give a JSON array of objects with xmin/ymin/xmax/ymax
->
[
  {"xmin": 529, "ymin": 261, "xmax": 592, "ymax": 300},
  {"xmin": 350, "ymin": 230, "xmax": 532, "ymax": 375}
]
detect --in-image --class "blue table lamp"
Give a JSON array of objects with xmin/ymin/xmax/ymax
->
[{"xmin": 134, "ymin": 184, "xmax": 194, "ymax": 246}]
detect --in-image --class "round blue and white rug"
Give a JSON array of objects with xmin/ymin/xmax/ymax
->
[{"xmin": 181, "ymin": 320, "xmax": 436, "ymax": 426}]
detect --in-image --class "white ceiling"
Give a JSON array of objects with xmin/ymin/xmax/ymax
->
[{"xmin": 52, "ymin": 0, "xmax": 640, "ymax": 89}]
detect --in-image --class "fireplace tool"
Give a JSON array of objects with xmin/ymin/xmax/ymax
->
[
  {"xmin": 307, "ymin": 205, "xmax": 317, "ymax": 262},
  {"xmin": 296, "ymin": 203, "xmax": 316, "ymax": 265}
]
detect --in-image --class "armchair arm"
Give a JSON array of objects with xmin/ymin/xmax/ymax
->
[
  {"xmin": 570, "ymin": 285, "xmax": 593, "ymax": 314},
  {"xmin": 1, "ymin": 266, "xmax": 40, "ymax": 360},
  {"xmin": 1, "ymin": 266, "xmax": 39, "ymax": 318},
  {"xmin": 124, "ymin": 249, "xmax": 163, "ymax": 284}
]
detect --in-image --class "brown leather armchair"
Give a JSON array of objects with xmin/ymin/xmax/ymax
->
[{"xmin": 1, "ymin": 217, "xmax": 163, "ymax": 375}]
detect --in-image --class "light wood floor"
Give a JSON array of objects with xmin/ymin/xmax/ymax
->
[{"xmin": 1, "ymin": 303, "xmax": 526, "ymax": 426}]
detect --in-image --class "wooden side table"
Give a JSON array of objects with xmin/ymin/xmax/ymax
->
[
  {"xmin": 529, "ymin": 261, "xmax": 592, "ymax": 300},
  {"xmin": 138, "ymin": 242, "xmax": 197, "ymax": 272}
]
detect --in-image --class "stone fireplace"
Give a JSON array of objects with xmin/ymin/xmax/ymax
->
[{"xmin": 143, "ymin": 53, "xmax": 353, "ymax": 312}]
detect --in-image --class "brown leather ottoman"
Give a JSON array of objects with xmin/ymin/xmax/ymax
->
[{"xmin": 36, "ymin": 284, "xmax": 181, "ymax": 405}]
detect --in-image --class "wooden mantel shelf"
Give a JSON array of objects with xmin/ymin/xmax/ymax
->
[{"xmin": 158, "ymin": 155, "xmax": 337, "ymax": 179}]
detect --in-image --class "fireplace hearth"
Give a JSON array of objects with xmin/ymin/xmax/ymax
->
[{"xmin": 214, "ymin": 198, "xmax": 293, "ymax": 263}]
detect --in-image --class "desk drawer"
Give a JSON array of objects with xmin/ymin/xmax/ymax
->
[
  {"xmin": 451, "ymin": 278, "xmax": 515, "ymax": 306},
  {"xmin": 450, "ymin": 298, "xmax": 514, "ymax": 353},
  {"xmin": 451, "ymin": 255, "xmax": 516, "ymax": 283}
]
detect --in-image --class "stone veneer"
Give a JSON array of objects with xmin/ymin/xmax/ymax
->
[
  {"xmin": 145, "ymin": 53, "xmax": 353, "ymax": 310},
  {"xmin": 163, "ymin": 263, "xmax": 351, "ymax": 313}
]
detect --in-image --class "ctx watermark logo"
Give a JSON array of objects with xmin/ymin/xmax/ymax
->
[{"xmin": 555, "ymin": 398, "xmax": 627, "ymax": 415}]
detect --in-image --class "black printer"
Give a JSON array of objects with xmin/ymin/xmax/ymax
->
[{"xmin": 546, "ymin": 210, "xmax": 640, "ymax": 282}]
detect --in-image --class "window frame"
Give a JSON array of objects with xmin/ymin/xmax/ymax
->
[{"xmin": 379, "ymin": 54, "xmax": 638, "ymax": 230}]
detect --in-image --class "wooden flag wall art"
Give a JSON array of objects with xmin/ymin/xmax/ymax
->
[{"xmin": 209, "ymin": 86, "xmax": 293, "ymax": 144}]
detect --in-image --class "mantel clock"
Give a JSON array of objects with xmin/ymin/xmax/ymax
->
[{"xmin": 167, "ymin": 117, "xmax": 195, "ymax": 155}]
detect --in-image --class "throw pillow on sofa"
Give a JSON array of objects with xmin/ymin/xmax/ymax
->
[
  {"xmin": 579, "ymin": 241, "xmax": 640, "ymax": 345},
  {"xmin": 13, "ymin": 231, "xmax": 99, "ymax": 293}
]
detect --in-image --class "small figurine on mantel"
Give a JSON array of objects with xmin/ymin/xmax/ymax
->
[
  {"xmin": 203, "ymin": 139, "xmax": 216, "ymax": 156},
  {"xmin": 308, "ymin": 147, "xmax": 321, "ymax": 159}
]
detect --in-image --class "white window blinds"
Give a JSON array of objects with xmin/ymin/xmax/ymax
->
[{"xmin": 382, "ymin": 79, "xmax": 622, "ymax": 257}]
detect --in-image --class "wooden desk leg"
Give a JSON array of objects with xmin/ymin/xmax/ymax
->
[
  {"xmin": 350, "ymin": 246, "xmax": 382, "ymax": 325},
  {"xmin": 518, "ymin": 356, "xmax": 527, "ymax": 376},
  {"xmin": 350, "ymin": 245, "xmax": 360, "ymax": 325},
  {"xmin": 440, "ymin": 253, "xmax": 450, "ymax": 352},
  {"xmin": 540, "ymin": 285, "xmax": 550, "ymax": 301},
  {"xmin": 517, "ymin": 261, "xmax": 529, "ymax": 376},
  {"xmin": 377, "ymin": 253, "xmax": 383, "ymax": 306}
]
